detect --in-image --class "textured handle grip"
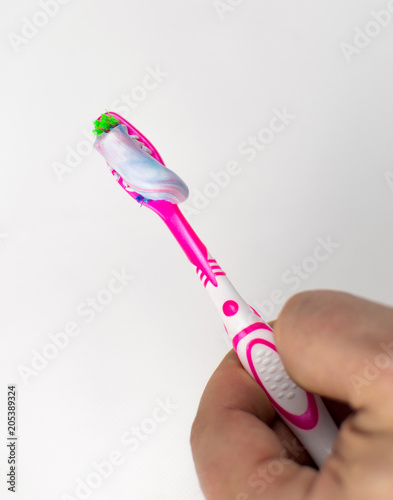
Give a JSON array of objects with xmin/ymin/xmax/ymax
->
[
  {"xmin": 235, "ymin": 327, "xmax": 338, "ymax": 467},
  {"xmin": 200, "ymin": 254, "xmax": 338, "ymax": 467}
]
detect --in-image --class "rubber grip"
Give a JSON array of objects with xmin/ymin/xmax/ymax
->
[{"xmin": 235, "ymin": 327, "xmax": 338, "ymax": 467}]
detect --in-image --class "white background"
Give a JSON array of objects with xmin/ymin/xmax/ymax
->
[{"xmin": 1, "ymin": 1, "xmax": 393, "ymax": 499}]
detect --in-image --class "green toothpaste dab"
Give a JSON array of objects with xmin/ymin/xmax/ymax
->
[{"xmin": 92, "ymin": 114, "xmax": 120, "ymax": 136}]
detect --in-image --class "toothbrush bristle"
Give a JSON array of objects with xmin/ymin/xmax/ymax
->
[{"xmin": 92, "ymin": 114, "xmax": 121, "ymax": 135}]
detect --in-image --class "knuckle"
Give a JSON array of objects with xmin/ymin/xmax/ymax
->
[{"xmin": 279, "ymin": 290, "xmax": 357, "ymax": 332}]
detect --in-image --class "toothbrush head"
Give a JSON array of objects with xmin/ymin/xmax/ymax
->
[{"xmin": 93, "ymin": 112, "xmax": 189, "ymax": 206}]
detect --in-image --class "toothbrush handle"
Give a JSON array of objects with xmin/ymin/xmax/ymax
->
[
  {"xmin": 233, "ymin": 324, "xmax": 338, "ymax": 467},
  {"xmin": 151, "ymin": 203, "xmax": 338, "ymax": 466},
  {"xmin": 204, "ymin": 270, "xmax": 338, "ymax": 467}
]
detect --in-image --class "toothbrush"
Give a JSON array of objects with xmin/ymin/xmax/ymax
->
[{"xmin": 93, "ymin": 112, "xmax": 338, "ymax": 467}]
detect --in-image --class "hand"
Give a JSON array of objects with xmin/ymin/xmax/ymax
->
[{"xmin": 190, "ymin": 290, "xmax": 393, "ymax": 499}]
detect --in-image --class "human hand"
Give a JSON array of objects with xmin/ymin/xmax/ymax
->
[{"xmin": 191, "ymin": 290, "xmax": 393, "ymax": 499}]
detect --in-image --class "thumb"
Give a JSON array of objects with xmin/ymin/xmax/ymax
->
[{"xmin": 274, "ymin": 290, "xmax": 393, "ymax": 419}]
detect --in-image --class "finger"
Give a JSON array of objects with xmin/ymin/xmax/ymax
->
[
  {"xmin": 274, "ymin": 290, "xmax": 393, "ymax": 424},
  {"xmin": 271, "ymin": 318, "xmax": 353, "ymax": 426},
  {"xmin": 272, "ymin": 291, "xmax": 393, "ymax": 499},
  {"xmin": 191, "ymin": 350, "xmax": 317, "ymax": 499},
  {"xmin": 194, "ymin": 348, "xmax": 314, "ymax": 462},
  {"xmin": 191, "ymin": 349, "xmax": 277, "ymax": 457}
]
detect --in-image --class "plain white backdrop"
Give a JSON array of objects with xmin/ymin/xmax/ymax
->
[{"xmin": 1, "ymin": 1, "xmax": 393, "ymax": 498}]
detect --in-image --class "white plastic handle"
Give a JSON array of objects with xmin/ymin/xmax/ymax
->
[{"xmin": 203, "ymin": 259, "xmax": 338, "ymax": 467}]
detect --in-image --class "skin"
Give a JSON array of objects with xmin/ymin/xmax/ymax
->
[{"xmin": 190, "ymin": 290, "xmax": 393, "ymax": 500}]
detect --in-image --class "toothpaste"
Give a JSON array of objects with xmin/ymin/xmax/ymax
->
[{"xmin": 94, "ymin": 124, "xmax": 189, "ymax": 204}]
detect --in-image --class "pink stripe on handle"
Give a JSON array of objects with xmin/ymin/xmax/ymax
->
[
  {"xmin": 246, "ymin": 338, "xmax": 319, "ymax": 430},
  {"xmin": 232, "ymin": 322, "xmax": 273, "ymax": 351}
]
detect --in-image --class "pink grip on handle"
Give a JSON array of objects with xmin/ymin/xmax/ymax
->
[
  {"xmin": 245, "ymin": 338, "xmax": 319, "ymax": 430},
  {"xmin": 233, "ymin": 322, "xmax": 319, "ymax": 430}
]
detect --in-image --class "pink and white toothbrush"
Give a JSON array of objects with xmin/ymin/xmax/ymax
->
[{"xmin": 93, "ymin": 112, "xmax": 338, "ymax": 467}]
